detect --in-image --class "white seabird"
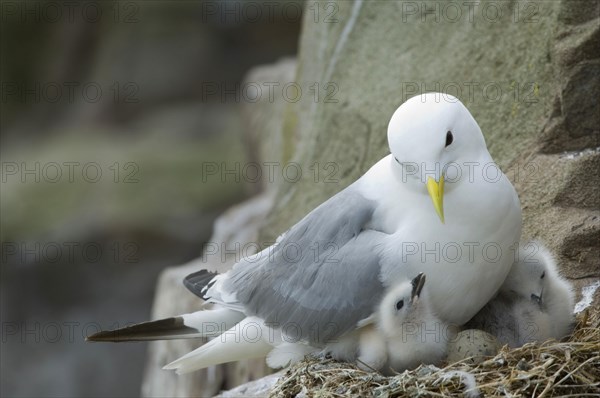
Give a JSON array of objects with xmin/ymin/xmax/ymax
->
[
  {"xmin": 465, "ymin": 241, "xmax": 575, "ymax": 347},
  {"xmin": 87, "ymin": 92, "xmax": 522, "ymax": 373}
]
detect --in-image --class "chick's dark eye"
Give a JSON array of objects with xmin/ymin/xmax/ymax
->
[
  {"xmin": 541, "ymin": 271, "xmax": 545, "ymax": 279},
  {"xmin": 445, "ymin": 131, "xmax": 454, "ymax": 147},
  {"xmin": 395, "ymin": 300, "xmax": 404, "ymax": 310}
]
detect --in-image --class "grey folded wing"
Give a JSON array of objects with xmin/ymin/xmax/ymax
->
[{"xmin": 220, "ymin": 187, "xmax": 388, "ymax": 345}]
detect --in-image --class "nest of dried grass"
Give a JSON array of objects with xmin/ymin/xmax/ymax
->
[{"xmin": 270, "ymin": 309, "xmax": 600, "ymax": 397}]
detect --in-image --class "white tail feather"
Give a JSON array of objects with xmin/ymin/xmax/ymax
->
[
  {"xmin": 163, "ymin": 317, "xmax": 273, "ymax": 374},
  {"xmin": 182, "ymin": 308, "xmax": 245, "ymax": 337}
]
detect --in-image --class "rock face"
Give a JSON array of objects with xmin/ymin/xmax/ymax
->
[{"xmin": 144, "ymin": 1, "xmax": 599, "ymax": 396}]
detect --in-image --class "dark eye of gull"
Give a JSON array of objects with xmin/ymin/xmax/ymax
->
[
  {"xmin": 395, "ymin": 300, "xmax": 404, "ymax": 311},
  {"xmin": 445, "ymin": 131, "xmax": 454, "ymax": 147},
  {"xmin": 541, "ymin": 271, "xmax": 545, "ymax": 279}
]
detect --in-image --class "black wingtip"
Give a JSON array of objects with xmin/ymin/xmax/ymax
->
[
  {"xmin": 184, "ymin": 269, "xmax": 219, "ymax": 300},
  {"xmin": 86, "ymin": 317, "xmax": 200, "ymax": 342}
]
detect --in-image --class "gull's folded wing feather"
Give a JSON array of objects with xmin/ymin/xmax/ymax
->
[
  {"xmin": 86, "ymin": 308, "xmax": 244, "ymax": 342},
  {"xmin": 202, "ymin": 187, "xmax": 388, "ymax": 345},
  {"xmin": 184, "ymin": 269, "xmax": 218, "ymax": 299}
]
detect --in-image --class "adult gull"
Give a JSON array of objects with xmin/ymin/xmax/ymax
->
[{"xmin": 88, "ymin": 92, "xmax": 522, "ymax": 374}]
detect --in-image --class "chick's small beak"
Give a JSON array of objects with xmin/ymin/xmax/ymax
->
[
  {"xmin": 531, "ymin": 287, "xmax": 544, "ymax": 306},
  {"xmin": 411, "ymin": 272, "xmax": 426, "ymax": 301},
  {"xmin": 426, "ymin": 175, "xmax": 445, "ymax": 223}
]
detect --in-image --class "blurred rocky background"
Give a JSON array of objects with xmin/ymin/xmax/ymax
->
[
  {"xmin": 0, "ymin": 1, "xmax": 300, "ymax": 397},
  {"xmin": 2, "ymin": 0, "xmax": 599, "ymax": 397}
]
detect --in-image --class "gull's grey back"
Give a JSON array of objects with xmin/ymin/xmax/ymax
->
[{"xmin": 223, "ymin": 187, "xmax": 387, "ymax": 345}]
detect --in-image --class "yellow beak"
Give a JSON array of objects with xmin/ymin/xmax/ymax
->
[{"xmin": 426, "ymin": 175, "xmax": 445, "ymax": 223}]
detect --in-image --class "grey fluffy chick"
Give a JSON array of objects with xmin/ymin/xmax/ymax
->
[
  {"xmin": 357, "ymin": 273, "xmax": 449, "ymax": 375},
  {"xmin": 466, "ymin": 242, "xmax": 575, "ymax": 347}
]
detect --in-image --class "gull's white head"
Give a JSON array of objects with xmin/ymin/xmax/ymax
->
[
  {"xmin": 379, "ymin": 273, "xmax": 430, "ymax": 335},
  {"xmin": 387, "ymin": 92, "xmax": 490, "ymax": 222}
]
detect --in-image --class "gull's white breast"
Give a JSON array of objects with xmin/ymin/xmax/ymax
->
[{"xmin": 357, "ymin": 155, "xmax": 522, "ymax": 325}]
